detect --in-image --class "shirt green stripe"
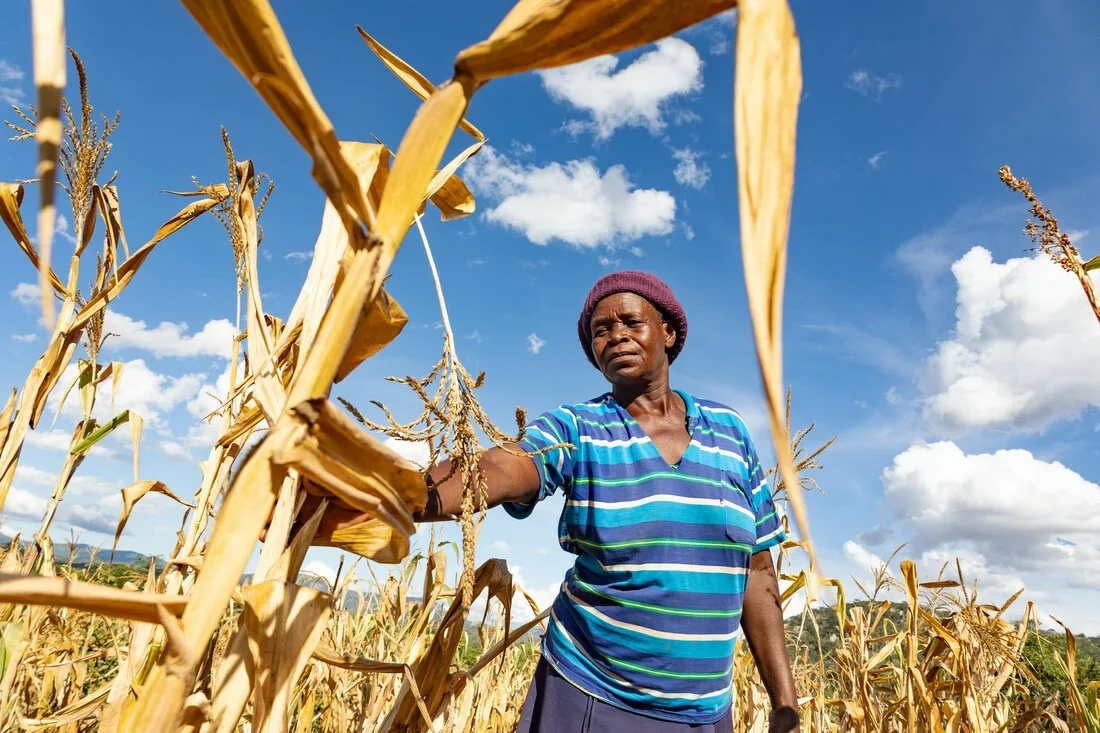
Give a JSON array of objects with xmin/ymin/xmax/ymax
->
[
  {"xmin": 573, "ymin": 578, "xmax": 742, "ymax": 618},
  {"xmin": 570, "ymin": 537, "xmax": 752, "ymax": 552}
]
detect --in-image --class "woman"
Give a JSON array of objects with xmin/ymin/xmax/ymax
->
[{"xmin": 320, "ymin": 271, "xmax": 800, "ymax": 732}]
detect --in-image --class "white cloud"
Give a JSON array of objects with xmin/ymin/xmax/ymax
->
[
  {"xmin": 885, "ymin": 386, "xmax": 902, "ymax": 405},
  {"xmin": 882, "ymin": 441, "xmax": 1100, "ymax": 588},
  {"xmin": 25, "ymin": 428, "xmax": 119, "ymax": 459},
  {"xmin": 538, "ymin": 38, "xmax": 703, "ymax": 140},
  {"xmin": 466, "ymin": 147, "xmax": 676, "ymax": 249},
  {"xmin": 526, "ymin": 333, "xmax": 546, "ymax": 355},
  {"xmin": 383, "ymin": 438, "xmax": 431, "ymax": 469},
  {"xmin": 12, "ymin": 333, "xmax": 37, "ymax": 343},
  {"xmin": 104, "ymin": 311, "xmax": 235, "ymax": 360},
  {"xmin": 159, "ymin": 441, "xmax": 193, "ymax": 461},
  {"xmin": 923, "ymin": 247, "xmax": 1100, "ymax": 432},
  {"xmin": 54, "ymin": 213, "xmax": 77, "ymax": 245},
  {"xmin": 510, "ymin": 140, "xmax": 535, "ymax": 158},
  {"xmin": 51, "ymin": 358, "xmax": 204, "ymax": 429},
  {"xmin": 489, "ymin": 540, "xmax": 510, "ymax": 553},
  {"xmin": 868, "ymin": 151, "xmax": 888, "ymax": 170},
  {"xmin": 11, "ymin": 282, "xmax": 39, "ymax": 307},
  {"xmin": 284, "ymin": 251, "xmax": 311, "ymax": 263},
  {"xmin": 15, "ymin": 465, "xmax": 118, "ymax": 496},
  {"xmin": 4, "ymin": 488, "xmax": 45, "ymax": 520},
  {"xmin": 682, "ymin": 223, "xmax": 695, "ymax": 241},
  {"xmin": 672, "ymin": 148, "xmax": 711, "ymax": 189},
  {"xmin": 0, "ymin": 60, "xmax": 24, "ymax": 106},
  {"xmin": 302, "ymin": 560, "xmax": 337, "ymax": 588},
  {"xmin": 844, "ymin": 69, "xmax": 901, "ymax": 99}
]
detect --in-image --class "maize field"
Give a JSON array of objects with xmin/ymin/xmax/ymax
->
[{"xmin": 0, "ymin": 0, "xmax": 1097, "ymax": 730}]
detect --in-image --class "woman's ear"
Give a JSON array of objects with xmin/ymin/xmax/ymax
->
[{"xmin": 664, "ymin": 321, "xmax": 677, "ymax": 349}]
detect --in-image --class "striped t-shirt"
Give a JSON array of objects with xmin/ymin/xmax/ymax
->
[{"xmin": 504, "ymin": 390, "xmax": 786, "ymax": 724}]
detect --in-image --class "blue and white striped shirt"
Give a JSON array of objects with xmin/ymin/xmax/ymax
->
[{"xmin": 505, "ymin": 390, "xmax": 786, "ymax": 724}]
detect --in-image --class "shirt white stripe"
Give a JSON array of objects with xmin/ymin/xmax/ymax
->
[
  {"xmin": 579, "ymin": 434, "xmax": 651, "ymax": 449},
  {"xmin": 755, "ymin": 526, "xmax": 783, "ymax": 546},
  {"xmin": 567, "ymin": 494, "xmax": 720, "ymax": 511},
  {"xmin": 597, "ymin": 561, "xmax": 748, "ymax": 577},
  {"xmin": 691, "ymin": 441, "xmax": 747, "ymax": 466},
  {"xmin": 549, "ymin": 610, "xmax": 733, "ymax": 701},
  {"xmin": 564, "ymin": 586, "xmax": 739, "ymax": 642}
]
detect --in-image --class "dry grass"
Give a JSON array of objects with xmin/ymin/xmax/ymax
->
[{"xmin": 0, "ymin": 1, "xmax": 1095, "ymax": 731}]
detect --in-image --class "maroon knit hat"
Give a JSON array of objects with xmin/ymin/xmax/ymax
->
[{"xmin": 578, "ymin": 270, "xmax": 688, "ymax": 368}]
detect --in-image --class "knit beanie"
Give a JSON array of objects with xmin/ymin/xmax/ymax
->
[{"xmin": 577, "ymin": 270, "xmax": 687, "ymax": 368}]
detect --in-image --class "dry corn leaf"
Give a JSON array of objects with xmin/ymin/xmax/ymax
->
[
  {"xmin": 0, "ymin": 573, "xmax": 186, "ymax": 624},
  {"xmin": 0, "ymin": 183, "xmax": 66, "ymax": 294},
  {"xmin": 112, "ymin": 480, "xmax": 194, "ymax": 559},
  {"xmin": 311, "ymin": 518, "xmax": 409, "ymax": 565},
  {"xmin": 122, "ymin": 423, "xmax": 298, "ymax": 728},
  {"xmin": 335, "ymin": 287, "xmax": 408, "ymax": 383},
  {"xmin": 453, "ymin": 0, "xmax": 734, "ymax": 81},
  {"xmin": 733, "ymin": 0, "xmax": 815, "ymax": 593},
  {"xmin": 374, "ymin": 80, "xmax": 473, "ymax": 259},
  {"xmin": 180, "ymin": 0, "xmax": 376, "ymax": 239},
  {"xmin": 20, "ymin": 682, "xmax": 110, "ymax": 730},
  {"xmin": 242, "ymin": 580, "xmax": 331, "ymax": 733},
  {"xmin": 356, "ymin": 27, "xmax": 484, "ymax": 141},
  {"xmin": 31, "ymin": 0, "xmax": 66, "ymax": 327},
  {"xmin": 129, "ymin": 411, "xmax": 142, "ymax": 482},
  {"xmin": 282, "ymin": 141, "xmax": 391, "ymax": 360},
  {"xmin": 424, "ymin": 140, "xmax": 483, "ymax": 221}
]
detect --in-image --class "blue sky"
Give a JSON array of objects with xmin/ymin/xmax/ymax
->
[{"xmin": 2, "ymin": 1, "xmax": 1099, "ymax": 632}]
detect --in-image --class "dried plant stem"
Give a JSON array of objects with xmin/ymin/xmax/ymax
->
[{"xmin": 414, "ymin": 212, "xmax": 485, "ymax": 607}]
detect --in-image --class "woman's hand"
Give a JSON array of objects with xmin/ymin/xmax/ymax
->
[{"xmin": 259, "ymin": 480, "xmax": 373, "ymax": 542}]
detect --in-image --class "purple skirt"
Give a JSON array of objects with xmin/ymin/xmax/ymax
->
[{"xmin": 514, "ymin": 658, "xmax": 734, "ymax": 733}]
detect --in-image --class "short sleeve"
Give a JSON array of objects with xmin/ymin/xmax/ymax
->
[
  {"xmin": 743, "ymin": 429, "xmax": 787, "ymax": 553},
  {"xmin": 502, "ymin": 406, "xmax": 578, "ymax": 519}
]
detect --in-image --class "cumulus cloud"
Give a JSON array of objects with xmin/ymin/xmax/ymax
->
[
  {"xmin": 466, "ymin": 146, "xmax": 676, "ymax": 248},
  {"xmin": 104, "ymin": 311, "xmax": 235, "ymax": 360},
  {"xmin": 51, "ymin": 359, "xmax": 204, "ymax": 430},
  {"xmin": 302, "ymin": 560, "xmax": 337, "ymax": 589},
  {"xmin": 526, "ymin": 333, "xmax": 546, "ymax": 355},
  {"xmin": 538, "ymin": 38, "xmax": 703, "ymax": 140},
  {"xmin": 881, "ymin": 441, "xmax": 1100, "ymax": 588},
  {"xmin": 12, "ymin": 333, "xmax": 37, "ymax": 343},
  {"xmin": 0, "ymin": 60, "xmax": 24, "ymax": 106},
  {"xmin": 868, "ymin": 151, "xmax": 888, "ymax": 170},
  {"xmin": 159, "ymin": 441, "xmax": 193, "ymax": 461},
  {"xmin": 11, "ymin": 282, "xmax": 39, "ymax": 307},
  {"xmin": 923, "ymin": 247, "xmax": 1100, "ymax": 432},
  {"xmin": 284, "ymin": 251, "xmax": 311, "ymax": 263},
  {"xmin": 844, "ymin": 69, "xmax": 901, "ymax": 99},
  {"xmin": 383, "ymin": 438, "xmax": 431, "ymax": 468},
  {"xmin": 672, "ymin": 148, "xmax": 711, "ymax": 189}
]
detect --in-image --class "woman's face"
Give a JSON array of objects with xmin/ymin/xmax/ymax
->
[{"xmin": 589, "ymin": 292, "xmax": 677, "ymax": 386}]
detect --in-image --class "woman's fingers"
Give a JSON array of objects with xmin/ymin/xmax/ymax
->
[{"xmin": 258, "ymin": 490, "xmax": 374, "ymax": 544}]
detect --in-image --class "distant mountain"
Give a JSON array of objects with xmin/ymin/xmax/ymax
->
[{"xmin": 0, "ymin": 530, "xmax": 163, "ymax": 568}]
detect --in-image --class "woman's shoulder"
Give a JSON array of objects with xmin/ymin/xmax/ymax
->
[{"xmin": 690, "ymin": 395, "xmax": 753, "ymax": 434}]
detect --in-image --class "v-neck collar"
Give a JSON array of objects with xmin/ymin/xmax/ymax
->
[{"xmin": 604, "ymin": 389, "xmax": 699, "ymax": 469}]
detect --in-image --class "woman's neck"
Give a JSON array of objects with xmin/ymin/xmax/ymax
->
[{"xmin": 611, "ymin": 376, "xmax": 680, "ymax": 420}]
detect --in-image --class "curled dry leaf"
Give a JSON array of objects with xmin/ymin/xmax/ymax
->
[
  {"xmin": 453, "ymin": 0, "xmax": 735, "ymax": 81},
  {"xmin": 242, "ymin": 580, "xmax": 332, "ymax": 733},
  {"xmin": 335, "ymin": 287, "xmax": 408, "ymax": 383},
  {"xmin": 356, "ymin": 26, "xmax": 485, "ymax": 141},
  {"xmin": 0, "ymin": 183, "xmax": 67, "ymax": 294},
  {"xmin": 112, "ymin": 480, "xmax": 195, "ymax": 559}
]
